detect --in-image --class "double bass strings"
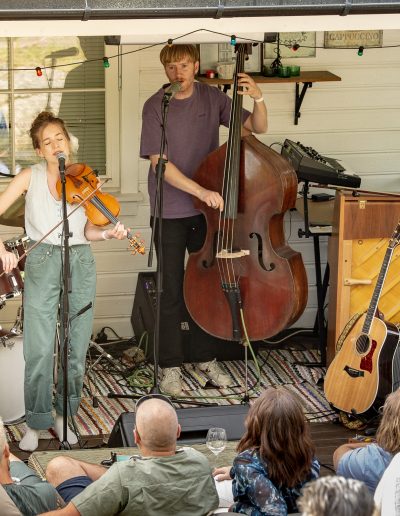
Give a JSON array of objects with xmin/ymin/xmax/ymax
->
[{"xmin": 217, "ymin": 45, "xmax": 246, "ymax": 293}]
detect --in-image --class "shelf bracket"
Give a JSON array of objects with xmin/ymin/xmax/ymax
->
[{"xmin": 295, "ymin": 81, "xmax": 312, "ymax": 125}]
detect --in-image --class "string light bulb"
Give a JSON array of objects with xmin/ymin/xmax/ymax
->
[
  {"xmin": 292, "ymin": 43, "xmax": 300, "ymax": 52},
  {"xmin": 35, "ymin": 66, "xmax": 42, "ymax": 77},
  {"xmin": 358, "ymin": 46, "xmax": 364, "ymax": 56},
  {"xmin": 230, "ymin": 35, "xmax": 236, "ymax": 46},
  {"xmin": 167, "ymin": 38, "xmax": 173, "ymax": 47},
  {"xmin": 103, "ymin": 57, "xmax": 110, "ymax": 68}
]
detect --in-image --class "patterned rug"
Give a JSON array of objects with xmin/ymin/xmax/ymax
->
[{"xmin": 4, "ymin": 347, "xmax": 334, "ymax": 443}]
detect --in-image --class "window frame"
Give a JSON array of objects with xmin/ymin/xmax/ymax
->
[{"xmin": 0, "ymin": 38, "xmax": 120, "ymax": 191}]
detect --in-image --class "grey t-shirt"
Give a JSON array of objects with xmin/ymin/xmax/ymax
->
[
  {"xmin": 2, "ymin": 461, "xmax": 58, "ymax": 516},
  {"xmin": 140, "ymin": 81, "xmax": 251, "ymax": 219},
  {"xmin": 72, "ymin": 447, "xmax": 219, "ymax": 516}
]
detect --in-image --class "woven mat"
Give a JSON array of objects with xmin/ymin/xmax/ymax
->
[{"xmin": 4, "ymin": 348, "xmax": 332, "ymax": 443}]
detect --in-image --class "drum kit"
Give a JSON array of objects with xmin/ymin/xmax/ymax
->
[{"xmin": 0, "ymin": 195, "xmax": 27, "ymax": 425}]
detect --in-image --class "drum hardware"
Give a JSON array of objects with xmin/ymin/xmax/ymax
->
[
  {"xmin": 10, "ymin": 305, "xmax": 23, "ymax": 335},
  {"xmin": 4, "ymin": 234, "xmax": 31, "ymax": 271}
]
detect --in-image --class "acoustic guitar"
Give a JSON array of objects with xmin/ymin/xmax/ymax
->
[{"xmin": 324, "ymin": 222, "xmax": 400, "ymax": 415}]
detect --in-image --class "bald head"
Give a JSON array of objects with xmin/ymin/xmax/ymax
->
[{"xmin": 135, "ymin": 398, "xmax": 179, "ymax": 452}]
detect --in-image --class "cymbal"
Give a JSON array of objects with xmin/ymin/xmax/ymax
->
[{"xmin": 0, "ymin": 195, "xmax": 25, "ymax": 228}]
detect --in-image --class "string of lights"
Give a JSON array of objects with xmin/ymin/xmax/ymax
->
[{"xmin": 1, "ymin": 27, "xmax": 399, "ymax": 77}]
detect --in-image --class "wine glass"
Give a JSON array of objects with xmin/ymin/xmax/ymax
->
[{"xmin": 206, "ymin": 427, "xmax": 227, "ymax": 467}]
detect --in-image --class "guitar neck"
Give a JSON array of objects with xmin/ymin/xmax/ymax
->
[{"xmin": 363, "ymin": 246, "xmax": 394, "ymax": 333}]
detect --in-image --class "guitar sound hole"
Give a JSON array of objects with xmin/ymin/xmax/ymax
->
[{"xmin": 356, "ymin": 333, "xmax": 370, "ymax": 354}]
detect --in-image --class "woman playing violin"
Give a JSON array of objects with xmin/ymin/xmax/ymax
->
[{"xmin": 0, "ymin": 112, "xmax": 127, "ymax": 451}]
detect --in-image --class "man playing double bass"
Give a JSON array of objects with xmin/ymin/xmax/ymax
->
[{"xmin": 140, "ymin": 43, "xmax": 268, "ymax": 396}]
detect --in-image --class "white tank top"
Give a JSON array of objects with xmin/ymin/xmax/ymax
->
[{"xmin": 25, "ymin": 161, "xmax": 89, "ymax": 246}]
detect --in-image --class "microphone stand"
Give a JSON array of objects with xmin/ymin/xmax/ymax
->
[
  {"xmin": 147, "ymin": 90, "xmax": 172, "ymax": 394},
  {"xmin": 58, "ymin": 154, "xmax": 73, "ymax": 449}
]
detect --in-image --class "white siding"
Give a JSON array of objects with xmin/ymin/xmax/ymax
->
[{"xmin": 1, "ymin": 29, "xmax": 399, "ymax": 340}]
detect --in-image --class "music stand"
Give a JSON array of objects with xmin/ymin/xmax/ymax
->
[{"xmin": 295, "ymin": 181, "xmax": 333, "ymax": 368}]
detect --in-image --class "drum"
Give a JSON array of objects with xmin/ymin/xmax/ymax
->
[
  {"xmin": 0, "ymin": 335, "xmax": 25, "ymax": 424},
  {"xmin": 0, "ymin": 262, "xmax": 24, "ymax": 302},
  {"xmin": 4, "ymin": 234, "xmax": 30, "ymax": 271}
]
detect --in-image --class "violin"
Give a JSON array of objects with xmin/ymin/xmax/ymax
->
[{"xmin": 56, "ymin": 163, "xmax": 145, "ymax": 255}]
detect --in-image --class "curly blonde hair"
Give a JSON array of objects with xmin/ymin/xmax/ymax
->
[
  {"xmin": 376, "ymin": 388, "xmax": 400, "ymax": 453},
  {"xmin": 298, "ymin": 476, "xmax": 376, "ymax": 516},
  {"xmin": 29, "ymin": 111, "xmax": 70, "ymax": 150}
]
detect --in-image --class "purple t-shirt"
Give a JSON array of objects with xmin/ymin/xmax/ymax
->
[{"xmin": 140, "ymin": 81, "xmax": 251, "ymax": 218}]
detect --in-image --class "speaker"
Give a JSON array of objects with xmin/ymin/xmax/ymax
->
[
  {"xmin": 108, "ymin": 404, "xmax": 249, "ymax": 448},
  {"xmin": 131, "ymin": 272, "xmax": 249, "ymax": 362}
]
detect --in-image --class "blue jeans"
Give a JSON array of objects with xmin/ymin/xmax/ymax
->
[{"xmin": 23, "ymin": 243, "xmax": 96, "ymax": 429}]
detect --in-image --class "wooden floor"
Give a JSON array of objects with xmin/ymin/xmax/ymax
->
[{"xmin": 11, "ymin": 420, "xmax": 354, "ymax": 475}]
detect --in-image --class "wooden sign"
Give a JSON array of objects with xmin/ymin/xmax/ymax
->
[{"xmin": 324, "ymin": 30, "xmax": 383, "ymax": 48}]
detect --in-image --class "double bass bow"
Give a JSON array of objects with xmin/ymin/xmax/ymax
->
[{"xmin": 184, "ymin": 44, "xmax": 308, "ymax": 342}]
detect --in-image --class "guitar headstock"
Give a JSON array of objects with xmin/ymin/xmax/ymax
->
[
  {"xmin": 389, "ymin": 221, "xmax": 400, "ymax": 249},
  {"xmin": 128, "ymin": 234, "xmax": 146, "ymax": 255}
]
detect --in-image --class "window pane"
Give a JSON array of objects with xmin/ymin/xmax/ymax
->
[
  {"xmin": 56, "ymin": 91, "xmax": 106, "ymax": 174},
  {"xmin": 13, "ymin": 36, "xmax": 82, "ymax": 90},
  {"xmin": 14, "ymin": 93, "xmax": 43, "ymax": 170},
  {"xmin": 0, "ymin": 95, "xmax": 11, "ymax": 175},
  {"xmin": 0, "ymin": 38, "xmax": 8, "ymax": 90}
]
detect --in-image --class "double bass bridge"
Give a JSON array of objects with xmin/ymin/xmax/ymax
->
[{"xmin": 216, "ymin": 249, "xmax": 250, "ymax": 259}]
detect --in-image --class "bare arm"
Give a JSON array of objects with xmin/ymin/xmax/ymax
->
[
  {"xmin": 0, "ymin": 168, "xmax": 31, "ymax": 272},
  {"xmin": 238, "ymin": 73, "xmax": 268, "ymax": 134},
  {"xmin": 333, "ymin": 442, "xmax": 371, "ymax": 471},
  {"xmin": 149, "ymin": 155, "xmax": 224, "ymax": 211}
]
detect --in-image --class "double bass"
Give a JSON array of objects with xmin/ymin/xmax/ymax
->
[{"xmin": 184, "ymin": 44, "xmax": 308, "ymax": 342}]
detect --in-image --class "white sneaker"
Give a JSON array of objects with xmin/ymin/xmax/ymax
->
[
  {"xmin": 19, "ymin": 427, "xmax": 40, "ymax": 452},
  {"xmin": 160, "ymin": 367, "xmax": 183, "ymax": 396},
  {"xmin": 197, "ymin": 359, "xmax": 232, "ymax": 388}
]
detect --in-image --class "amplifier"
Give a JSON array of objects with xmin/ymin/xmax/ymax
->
[
  {"xmin": 131, "ymin": 272, "xmax": 248, "ymax": 362},
  {"xmin": 108, "ymin": 404, "xmax": 249, "ymax": 447}
]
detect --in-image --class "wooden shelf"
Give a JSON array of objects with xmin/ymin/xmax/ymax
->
[{"xmin": 197, "ymin": 71, "xmax": 342, "ymax": 125}]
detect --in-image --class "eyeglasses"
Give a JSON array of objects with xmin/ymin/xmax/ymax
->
[{"xmin": 134, "ymin": 393, "xmax": 174, "ymax": 411}]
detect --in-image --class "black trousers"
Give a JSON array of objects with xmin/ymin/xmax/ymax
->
[{"xmin": 151, "ymin": 214, "xmax": 217, "ymax": 367}]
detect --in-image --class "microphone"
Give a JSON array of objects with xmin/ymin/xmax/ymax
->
[
  {"xmin": 45, "ymin": 47, "xmax": 79, "ymax": 60},
  {"xmin": 56, "ymin": 152, "xmax": 67, "ymax": 173},
  {"xmin": 163, "ymin": 82, "xmax": 181, "ymax": 99}
]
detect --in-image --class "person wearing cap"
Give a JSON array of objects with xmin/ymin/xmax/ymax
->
[{"xmin": 41, "ymin": 395, "xmax": 219, "ymax": 515}]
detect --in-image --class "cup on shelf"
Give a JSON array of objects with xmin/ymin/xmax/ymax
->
[
  {"xmin": 216, "ymin": 61, "xmax": 235, "ymax": 80},
  {"xmin": 289, "ymin": 65, "xmax": 301, "ymax": 76},
  {"xmin": 262, "ymin": 65, "xmax": 276, "ymax": 77},
  {"xmin": 278, "ymin": 66, "xmax": 291, "ymax": 78}
]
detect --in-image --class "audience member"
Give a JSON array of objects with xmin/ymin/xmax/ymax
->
[
  {"xmin": 213, "ymin": 387, "xmax": 320, "ymax": 515},
  {"xmin": 333, "ymin": 388, "xmax": 400, "ymax": 492},
  {"xmin": 298, "ymin": 475, "xmax": 377, "ymax": 516},
  {"xmin": 374, "ymin": 450, "xmax": 400, "ymax": 515},
  {"xmin": 0, "ymin": 417, "xmax": 59, "ymax": 515},
  {"xmin": 41, "ymin": 394, "xmax": 219, "ymax": 515}
]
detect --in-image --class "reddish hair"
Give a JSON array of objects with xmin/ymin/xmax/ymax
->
[{"xmin": 237, "ymin": 387, "xmax": 315, "ymax": 487}]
